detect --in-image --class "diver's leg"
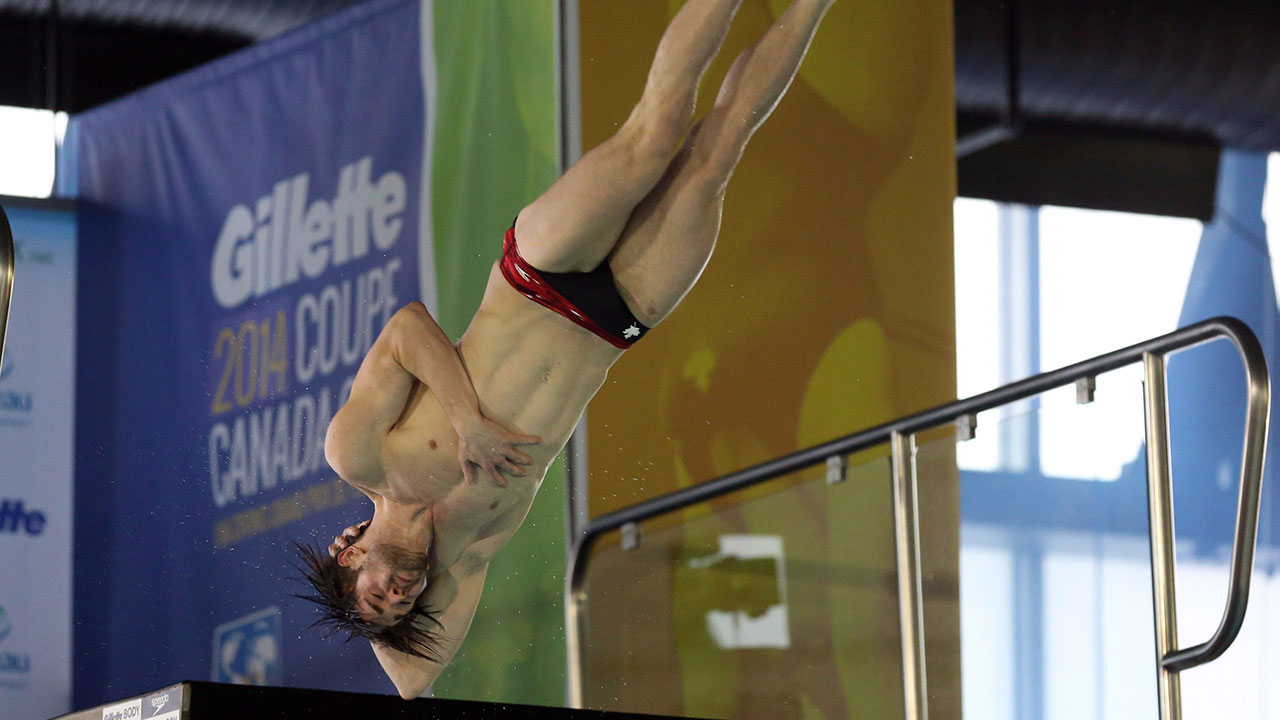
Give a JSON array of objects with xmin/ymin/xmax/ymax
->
[
  {"xmin": 514, "ymin": 0, "xmax": 744, "ymax": 273},
  {"xmin": 610, "ymin": 0, "xmax": 837, "ymax": 326}
]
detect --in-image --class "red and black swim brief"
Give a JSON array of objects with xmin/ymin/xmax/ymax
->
[{"xmin": 499, "ymin": 222, "xmax": 649, "ymax": 350}]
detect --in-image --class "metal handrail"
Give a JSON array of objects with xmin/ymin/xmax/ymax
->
[
  {"xmin": 0, "ymin": 205, "xmax": 13, "ymax": 372},
  {"xmin": 565, "ymin": 316, "xmax": 1269, "ymax": 719}
]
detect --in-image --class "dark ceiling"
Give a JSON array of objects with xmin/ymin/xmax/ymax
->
[
  {"xmin": 955, "ymin": 0, "xmax": 1280, "ymax": 152},
  {"xmin": 0, "ymin": 0, "xmax": 363, "ymax": 112},
  {"xmin": 0, "ymin": 0, "xmax": 1276, "ymax": 217},
  {"xmin": 1, "ymin": 0, "xmax": 1277, "ymax": 149},
  {"xmin": 951, "ymin": 0, "xmax": 1280, "ymax": 218}
]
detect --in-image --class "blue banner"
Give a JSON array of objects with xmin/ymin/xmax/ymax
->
[
  {"xmin": 0, "ymin": 202, "xmax": 77, "ymax": 720},
  {"xmin": 73, "ymin": 0, "xmax": 434, "ymax": 706}
]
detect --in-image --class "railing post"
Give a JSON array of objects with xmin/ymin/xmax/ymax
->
[
  {"xmin": 891, "ymin": 430, "xmax": 928, "ymax": 720},
  {"xmin": 565, "ymin": 533, "xmax": 591, "ymax": 710},
  {"xmin": 565, "ymin": 579, "xmax": 585, "ymax": 708},
  {"xmin": 0, "ymin": 205, "xmax": 14, "ymax": 372},
  {"xmin": 1143, "ymin": 351, "xmax": 1182, "ymax": 720}
]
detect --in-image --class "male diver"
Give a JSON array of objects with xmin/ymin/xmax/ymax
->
[{"xmin": 298, "ymin": 0, "xmax": 837, "ymax": 699}]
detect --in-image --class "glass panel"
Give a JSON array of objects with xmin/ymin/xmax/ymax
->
[
  {"xmin": 576, "ymin": 346, "xmax": 1276, "ymax": 719},
  {"xmin": 577, "ymin": 449, "xmax": 962, "ymax": 719},
  {"xmin": 926, "ymin": 366, "xmax": 1160, "ymax": 720}
]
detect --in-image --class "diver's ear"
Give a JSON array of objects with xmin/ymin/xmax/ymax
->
[{"xmin": 336, "ymin": 545, "xmax": 365, "ymax": 567}]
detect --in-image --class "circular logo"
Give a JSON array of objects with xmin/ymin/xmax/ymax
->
[{"xmin": 0, "ymin": 606, "xmax": 11, "ymax": 643}]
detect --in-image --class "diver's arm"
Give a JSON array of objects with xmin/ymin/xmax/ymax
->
[
  {"xmin": 381, "ymin": 302, "xmax": 486, "ymax": 434},
  {"xmin": 388, "ymin": 302, "xmax": 541, "ymax": 486},
  {"xmin": 373, "ymin": 554, "xmax": 491, "ymax": 699},
  {"xmin": 325, "ymin": 302, "xmax": 480, "ymax": 481},
  {"xmin": 327, "ymin": 301, "xmax": 538, "ymax": 486}
]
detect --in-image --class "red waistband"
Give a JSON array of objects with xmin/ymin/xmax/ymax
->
[{"xmin": 498, "ymin": 226, "xmax": 634, "ymax": 349}]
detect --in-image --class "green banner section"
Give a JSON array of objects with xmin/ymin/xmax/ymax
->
[
  {"xmin": 432, "ymin": 0, "xmax": 559, "ymax": 336},
  {"xmin": 429, "ymin": 0, "xmax": 565, "ymax": 706}
]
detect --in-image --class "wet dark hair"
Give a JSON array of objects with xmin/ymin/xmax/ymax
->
[{"xmin": 292, "ymin": 542, "xmax": 445, "ymax": 662}]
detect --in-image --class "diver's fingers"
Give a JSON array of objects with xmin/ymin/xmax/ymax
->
[
  {"xmin": 485, "ymin": 463, "xmax": 508, "ymax": 488},
  {"xmin": 327, "ymin": 539, "xmax": 345, "ymax": 558}
]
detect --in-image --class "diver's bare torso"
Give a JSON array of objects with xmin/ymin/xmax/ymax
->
[
  {"xmin": 350, "ymin": 262, "xmax": 624, "ymax": 567},
  {"xmin": 316, "ymin": 0, "xmax": 836, "ymax": 696}
]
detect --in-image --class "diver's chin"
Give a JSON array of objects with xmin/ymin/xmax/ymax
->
[{"xmin": 369, "ymin": 543, "xmax": 430, "ymax": 573}]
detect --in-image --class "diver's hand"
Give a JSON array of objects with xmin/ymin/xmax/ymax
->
[
  {"xmin": 328, "ymin": 519, "xmax": 371, "ymax": 558},
  {"xmin": 458, "ymin": 416, "xmax": 540, "ymax": 487}
]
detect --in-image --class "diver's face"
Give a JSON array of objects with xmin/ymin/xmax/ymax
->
[
  {"xmin": 353, "ymin": 564, "xmax": 426, "ymax": 626},
  {"xmin": 350, "ymin": 543, "xmax": 430, "ymax": 622}
]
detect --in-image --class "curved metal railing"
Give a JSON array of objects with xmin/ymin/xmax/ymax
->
[
  {"xmin": 566, "ymin": 316, "xmax": 1270, "ymax": 720},
  {"xmin": 0, "ymin": 205, "xmax": 13, "ymax": 372}
]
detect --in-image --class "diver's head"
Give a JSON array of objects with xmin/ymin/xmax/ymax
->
[
  {"xmin": 293, "ymin": 541, "xmax": 442, "ymax": 660},
  {"xmin": 335, "ymin": 540, "xmax": 430, "ymax": 626}
]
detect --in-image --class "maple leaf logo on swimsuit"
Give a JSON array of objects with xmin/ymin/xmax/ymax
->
[{"xmin": 623, "ymin": 324, "xmax": 641, "ymax": 339}]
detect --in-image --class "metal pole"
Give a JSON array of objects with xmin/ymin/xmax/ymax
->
[
  {"xmin": 891, "ymin": 431, "xmax": 928, "ymax": 720},
  {"xmin": 576, "ymin": 319, "xmax": 1250, "ymax": 538},
  {"xmin": 559, "ymin": 0, "xmax": 591, "ymax": 547},
  {"xmin": 565, "ymin": 572, "xmax": 586, "ymax": 709},
  {"xmin": 1161, "ymin": 326, "xmax": 1270, "ymax": 670},
  {"xmin": 1143, "ymin": 352, "xmax": 1182, "ymax": 720},
  {"xmin": 557, "ymin": 0, "xmax": 588, "ymax": 708},
  {"xmin": 565, "ymin": 528, "xmax": 596, "ymax": 710},
  {"xmin": 0, "ymin": 206, "xmax": 13, "ymax": 372}
]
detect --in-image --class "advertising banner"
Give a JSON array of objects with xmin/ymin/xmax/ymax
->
[
  {"xmin": 74, "ymin": 0, "xmax": 429, "ymax": 704},
  {"xmin": 577, "ymin": 1, "xmax": 959, "ymax": 717},
  {"xmin": 73, "ymin": 0, "xmax": 563, "ymax": 709},
  {"xmin": 0, "ymin": 202, "xmax": 77, "ymax": 720}
]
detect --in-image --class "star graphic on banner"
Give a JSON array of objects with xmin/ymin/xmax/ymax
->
[{"xmin": 623, "ymin": 324, "xmax": 641, "ymax": 339}]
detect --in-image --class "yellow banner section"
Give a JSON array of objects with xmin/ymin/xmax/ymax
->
[{"xmin": 579, "ymin": 0, "xmax": 958, "ymax": 717}]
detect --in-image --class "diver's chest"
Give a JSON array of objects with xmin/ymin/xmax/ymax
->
[
  {"xmin": 439, "ymin": 472, "xmax": 541, "ymax": 533},
  {"xmin": 381, "ymin": 414, "xmax": 542, "ymax": 525},
  {"xmin": 380, "ymin": 401, "xmax": 459, "ymax": 501}
]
